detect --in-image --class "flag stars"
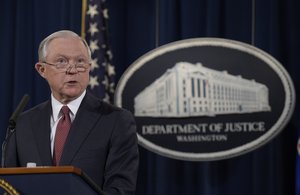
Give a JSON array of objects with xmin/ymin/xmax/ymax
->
[
  {"xmin": 109, "ymin": 83, "xmax": 115, "ymax": 93},
  {"xmin": 85, "ymin": 0, "xmax": 115, "ymax": 103},
  {"xmin": 89, "ymin": 75, "xmax": 99, "ymax": 89},
  {"xmin": 87, "ymin": 4, "xmax": 99, "ymax": 19},
  {"xmin": 90, "ymin": 58, "xmax": 99, "ymax": 71},
  {"xmin": 102, "ymin": 75, "xmax": 109, "ymax": 87},
  {"xmin": 103, "ymin": 93, "xmax": 110, "ymax": 103},
  {"xmin": 89, "ymin": 40, "xmax": 99, "ymax": 53},
  {"xmin": 106, "ymin": 50, "xmax": 113, "ymax": 60},
  {"xmin": 103, "ymin": 8, "xmax": 109, "ymax": 19},
  {"xmin": 88, "ymin": 22, "xmax": 99, "ymax": 37},
  {"xmin": 107, "ymin": 63, "xmax": 115, "ymax": 76},
  {"xmin": 101, "ymin": 44, "xmax": 107, "ymax": 49}
]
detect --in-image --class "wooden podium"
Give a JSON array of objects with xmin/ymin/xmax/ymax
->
[{"xmin": 0, "ymin": 166, "xmax": 103, "ymax": 195}]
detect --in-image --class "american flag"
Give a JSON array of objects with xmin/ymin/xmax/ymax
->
[{"xmin": 81, "ymin": 0, "xmax": 115, "ymax": 103}]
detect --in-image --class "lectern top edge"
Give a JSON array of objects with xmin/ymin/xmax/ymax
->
[{"xmin": 0, "ymin": 166, "xmax": 82, "ymax": 176}]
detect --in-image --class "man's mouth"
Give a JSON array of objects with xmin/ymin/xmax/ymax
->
[{"xmin": 66, "ymin": 81, "xmax": 78, "ymax": 84}]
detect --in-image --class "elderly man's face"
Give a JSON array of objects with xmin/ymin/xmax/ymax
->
[{"xmin": 35, "ymin": 37, "xmax": 91, "ymax": 104}]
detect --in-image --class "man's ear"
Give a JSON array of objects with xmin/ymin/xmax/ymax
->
[{"xmin": 35, "ymin": 62, "xmax": 46, "ymax": 78}]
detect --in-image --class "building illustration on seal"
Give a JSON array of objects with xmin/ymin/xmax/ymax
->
[{"xmin": 134, "ymin": 62, "xmax": 271, "ymax": 117}]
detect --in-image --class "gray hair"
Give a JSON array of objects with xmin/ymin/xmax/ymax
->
[{"xmin": 38, "ymin": 30, "xmax": 91, "ymax": 61}]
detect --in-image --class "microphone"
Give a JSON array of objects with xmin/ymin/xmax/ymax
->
[
  {"xmin": 2, "ymin": 94, "xmax": 30, "ymax": 167},
  {"xmin": 8, "ymin": 94, "xmax": 30, "ymax": 129}
]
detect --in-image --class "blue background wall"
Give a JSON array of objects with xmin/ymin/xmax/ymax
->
[{"xmin": 0, "ymin": 0, "xmax": 299, "ymax": 194}]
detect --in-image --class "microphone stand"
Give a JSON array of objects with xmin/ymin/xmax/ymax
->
[
  {"xmin": 1, "ymin": 120, "xmax": 17, "ymax": 167},
  {"xmin": 1, "ymin": 94, "xmax": 30, "ymax": 167}
]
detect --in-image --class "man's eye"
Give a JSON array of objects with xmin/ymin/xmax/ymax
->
[
  {"xmin": 77, "ymin": 59, "xmax": 87, "ymax": 65},
  {"xmin": 57, "ymin": 58, "xmax": 68, "ymax": 65}
]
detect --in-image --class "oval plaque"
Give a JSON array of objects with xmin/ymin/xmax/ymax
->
[{"xmin": 115, "ymin": 38, "xmax": 295, "ymax": 161}]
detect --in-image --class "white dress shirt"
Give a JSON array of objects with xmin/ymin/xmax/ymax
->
[{"xmin": 50, "ymin": 90, "xmax": 86, "ymax": 156}]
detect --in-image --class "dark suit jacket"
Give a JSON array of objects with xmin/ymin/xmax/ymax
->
[{"xmin": 4, "ymin": 92, "xmax": 139, "ymax": 195}]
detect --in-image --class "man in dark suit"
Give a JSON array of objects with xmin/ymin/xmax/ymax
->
[{"xmin": 4, "ymin": 30, "xmax": 139, "ymax": 195}]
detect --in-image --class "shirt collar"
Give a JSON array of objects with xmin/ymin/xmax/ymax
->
[{"xmin": 51, "ymin": 90, "xmax": 86, "ymax": 121}]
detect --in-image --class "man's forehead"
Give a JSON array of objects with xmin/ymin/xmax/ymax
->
[
  {"xmin": 47, "ymin": 37, "xmax": 88, "ymax": 56},
  {"xmin": 48, "ymin": 37, "xmax": 83, "ymax": 46}
]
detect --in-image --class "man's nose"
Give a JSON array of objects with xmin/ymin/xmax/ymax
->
[{"xmin": 66, "ymin": 64, "xmax": 78, "ymax": 74}]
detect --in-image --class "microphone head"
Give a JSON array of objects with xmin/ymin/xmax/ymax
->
[{"xmin": 8, "ymin": 94, "xmax": 30, "ymax": 128}]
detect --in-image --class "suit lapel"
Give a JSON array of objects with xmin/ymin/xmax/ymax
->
[
  {"xmin": 59, "ymin": 93, "xmax": 102, "ymax": 165},
  {"xmin": 32, "ymin": 101, "xmax": 53, "ymax": 166}
]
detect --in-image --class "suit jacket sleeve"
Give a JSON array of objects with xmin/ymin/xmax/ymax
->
[{"xmin": 102, "ymin": 109, "xmax": 139, "ymax": 195}]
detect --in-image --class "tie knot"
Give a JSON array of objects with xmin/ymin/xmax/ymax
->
[{"xmin": 61, "ymin": 105, "xmax": 70, "ymax": 115}]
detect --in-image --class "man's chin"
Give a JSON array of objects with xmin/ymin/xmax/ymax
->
[{"xmin": 60, "ymin": 90, "xmax": 84, "ymax": 103}]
